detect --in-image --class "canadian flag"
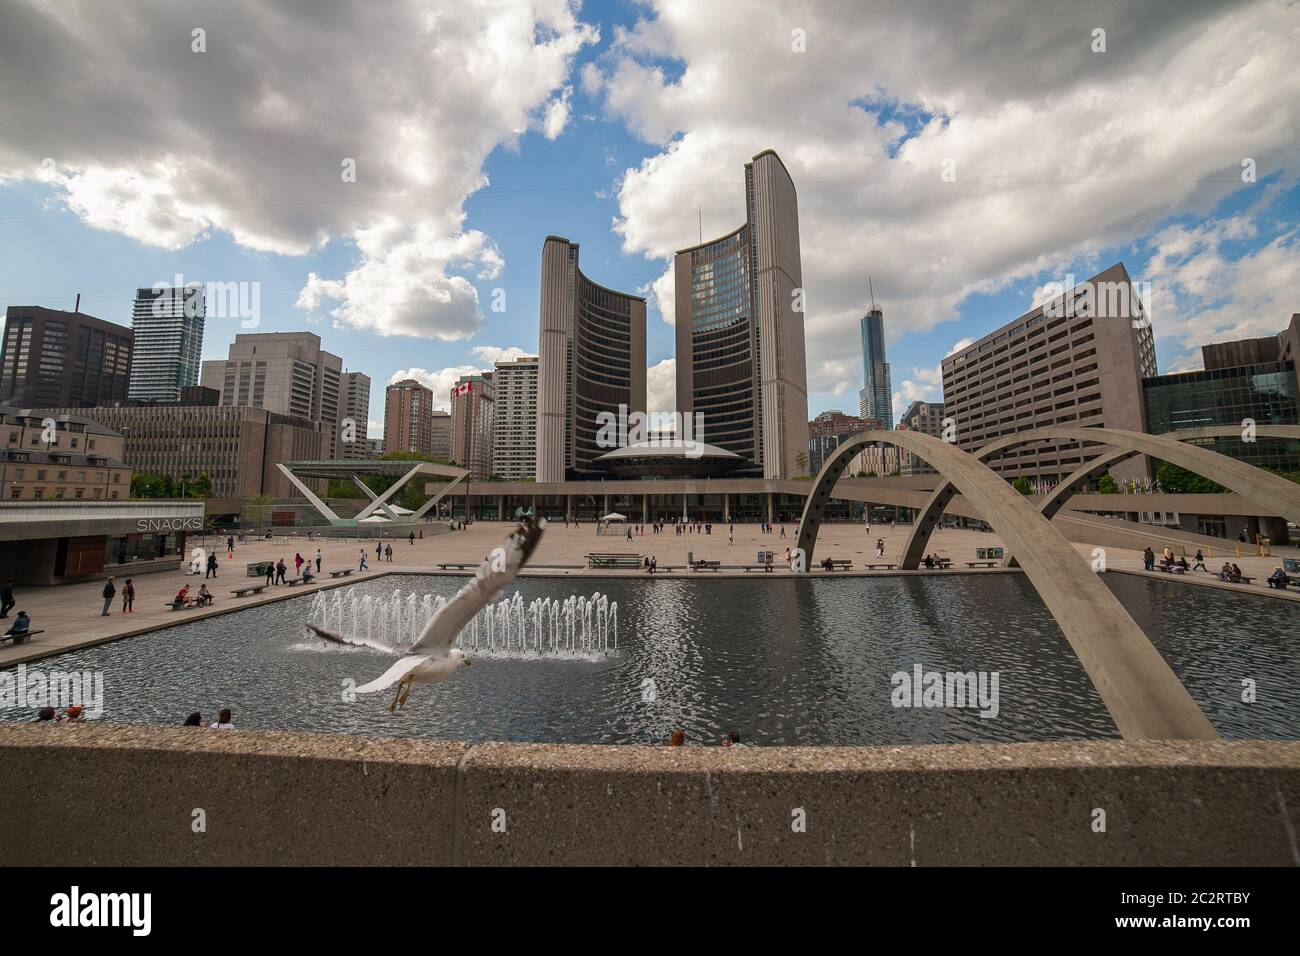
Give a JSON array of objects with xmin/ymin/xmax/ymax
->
[{"xmin": 454, "ymin": 382, "xmax": 472, "ymax": 396}]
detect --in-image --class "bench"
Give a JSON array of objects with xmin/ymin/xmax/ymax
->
[
  {"xmin": 742, "ymin": 563, "xmax": 775, "ymax": 572},
  {"xmin": 284, "ymin": 577, "xmax": 304, "ymax": 586},
  {"xmin": 586, "ymin": 554, "xmax": 643, "ymax": 570},
  {"xmin": 437, "ymin": 563, "xmax": 474, "ymax": 570},
  {"xmin": 692, "ymin": 560, "xmax": 721, "ymax": 572},
  {"xmin": 822, "ymin": 559, "xmax": 853, "ymax": 571},
  {"xmin": 934, "ymin": 559, "xmax": 953, "ymax": 569},
  {"xmin": 649, "ymin": 565, "xmax": 685, "ymax": 572},
  {"xmin": 0, "ymin": 629, "xmax": 44, "ymax": 646},
  {"xmin": 863, "ymin": 562, "xmax": 896, "ymax": 570},
  {"xmin": 164, "ymin": 602, "xmax": 205, "ymax": 611},
  {"xmin": 1154, "ymin": 564, "xmax": 1189, "ymax": 575},
  {"xmin": 965, "ymin": 560, "xmax": 999, "ymax": 568},
  {"xmin": 328, "ymin": 568, "xmax": 354, "ymax": 578},
  {"xmin": 231, "ymin": 585, "xmax": 267, "ymax": 598}
]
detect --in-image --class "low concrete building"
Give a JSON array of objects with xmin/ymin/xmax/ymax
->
[
  {"xmin": 1, "ymin": 407, "xmax": 130, "ymax": 502},
  {"xmin": 32, "ymin": 403, "xmax": 325, "ymax": 499},
  {"xmin": 0, "ymin": 500, "xmax": 203, "ymax": 585}
]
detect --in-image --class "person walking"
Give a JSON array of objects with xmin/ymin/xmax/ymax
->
[
  {"xmin": 384, "ymin": 544, "xmax": 393, "ymax": 563},
  {"xmin": 265, "ymin": 561, "xmax": 275, "ymax": 586},
  {"xmin": 100, "ymin": 577, "xmax": 116, "ymax": 616},
  {"xmin": 875, "ymin": 538, "xmax": 885, "ymax": 559},
  {"xmin": 121, "ymin": 578, "xmax": 135, "ymax": 614},
  {"xmin": 376, "ymin": 541, "xmax": 382, "ymax": 561},
  {"xmin": 0, "ymin": 580, "xmax": 14, "ymax": 619},
  {"xmin": 206, "ymin": 552, "xmax": 218, "ymax": 579},
  {"xmin": 409, "ymin": 532, "xmax": 415, "ymax": 546},
  {"xmin": 1143, "ymin": 547, "xmax": 1155, "ymax": 571},
  {"xmin": 294, "ymin": 552, "xmax": 304, "ymax": 577},
  {"xmin": 1192, "ymin": 550, "xmax": 1207, "ymax": 572},
  {"xmin": 359, "ymin": 551, "xmax": 368, "ymax": 571},
  {"xmin": 315, "ymin": 548, "xmax": 323, "ymax": 573},
  {"xmin": 275, "ymin": 558, "xmax": 287, "ymax": 585},
  {"xmin": 226, "ymin": 535, "xmax": 235, "ymax": 557}
]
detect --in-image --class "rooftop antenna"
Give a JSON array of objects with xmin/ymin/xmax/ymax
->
[
  {"xmin": 74, "ymin": 293, "xmax": 80, "ymax": 313},
  {"xmin": 698, "ymin": 209, "xmax": 703, "ymax": 246},
  {"xmin": 868, "ymin": 277, "xmax": 877, "ymax": 311}
]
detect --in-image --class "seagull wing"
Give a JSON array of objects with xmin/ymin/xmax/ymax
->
[
  {"xmin": 411, "ymin": 517, "xmax": 545, "ymax": 655},
  {"xmin": 306, "ymin": 624, "xmax": 401, "ymax": 656},
  {"xmin": 355, "ymin": 654, "xmax": 431, "ymax": 694}
]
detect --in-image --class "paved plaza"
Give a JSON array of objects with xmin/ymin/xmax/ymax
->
[{"xmin": 2, "ymin": 519, "xmax": 1297, "ymax": 667}]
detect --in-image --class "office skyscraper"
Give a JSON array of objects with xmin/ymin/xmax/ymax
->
[
  {"xmin": 941, "ymin": 262, "xmax": 1156, "ymax": 484},
  {"xmin": 536, "ymin": 236, "xmax": 647, "ymax": 481},
  {"xmin": 128, "ymin": 285, "xmax": 205, "ymax": 404},
  {"xmin": 0, "ymin": 306, "xmax": 133, "ymax": 408},
  {"xmin": 341, "ymin": 371, "xmax": 371, "ymax": 459},
  {"xmin": 674, "ymin": 149, "xmax": 809, "ymax": 478},
  {"xmin": 451, "ymin": 372, "xmax": 495, "ymax": 480},
  {"xmin": 858, "ymin": 288, "xmax": 892, "ymax": 428},
  {"xmin": 199, "ymin": 331, "xmax": 346, "ymax": 457},
  {"xmin": 384, "ymin": 379, "xmax": 435, "ymax": 457},
  {"xmin": 492, "ymin": 355, "xmax": 538, "ymax": 480}
]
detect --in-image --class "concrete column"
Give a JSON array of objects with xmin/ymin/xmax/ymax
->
[
  {"xmin": 531, "ymin": 494, "xmax": 537, "ymax": 518},
  {"xmin": 565, "ymin": 495, "xmax": 573, "ymax": 522},
  {"xmin": 603, "ymin": 494, "xmax": 610, "ymax": 516},
  {"xmin": 723, "ymin": 492, "xmax": 730, "ymax": 522},
  {"xmin": 766, "ymin": 492, "xmax": 774, "ymax": 523},
  {"xmin": 642, "ymin": 494, "xmax": 648, "ymax": 523},
  {"xmin": 498, "ymin": 494, "xmax": 505, "ymax": 520},
  {"xmin": 682, "ymin": 491, "xmax": 688, "ymax": 520}
]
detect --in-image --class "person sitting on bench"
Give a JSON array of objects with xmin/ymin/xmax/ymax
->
[
  {"xmin": 172, "ymin": 585, "xmax": 192, "ymax": 609},
  {"xmin": 922, "ymin": 554, "xmax": 934, "ymax": 569},
  {"xmin": 1218, "ymin": 563, "xmax": 1232, "ymax": 582},
  {"xmin": 1174, "ymin": 556, "xmax": 1189, "ymax": 574},
  {"xmin": 821, "ymin": 556, "xmax": 835, "ymax": 571},
  {"xmin": 1268, "ymin": 567, "xmax": 1289, "ymax": 590},
  {"xmin": 301, "ymin": 566, "xmax": 315, "ymax": 584},
  {"xmin": 4, "ymin": 611, "xmax": 31, "ymax": 639},
  {"xmin": 196, "ymin": 584, "xmax": 214, "ymax": 606}
]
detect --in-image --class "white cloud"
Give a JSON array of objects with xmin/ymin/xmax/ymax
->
[
  {"xmin": 646, "ymin": 357, "xmax": 675, "ymax": 412},
  {"xmin": 541, "ymin": 86, "xmax": 574, "ymax": 140},
  {"xmin": 1138, "ymin": 217, "xmax": 1300, "ymax": 370},
  {"xmin": 0, "ymin": 0, "xmax": 597, "ymax": 339},
  {"xmin": 470, "ymin": 345, "xmax": 536, "ymax": 364},
  {"xmin": 588, "ymin": 0, "xmax": 1300, "ymax": 394},
  {"xmin": 390, "ymin": 365, "xmax": 485, "ymax": 410}
]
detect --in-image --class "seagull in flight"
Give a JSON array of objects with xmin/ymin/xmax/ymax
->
[{"xmin": 307, "ymin": 517, "xmax": 545, "ymax": 710}]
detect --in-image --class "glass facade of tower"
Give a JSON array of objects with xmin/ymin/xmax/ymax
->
[
  {"xmin": 858, "ymin": 308, "xmax": 892, "ymax": 428},
  {"xmin": 1143, "ymin": 361, "xmax": 1300, "ymax": 471},
  {"xmin": 684, "ymin": 227, "xmax": 760, "ymax": 472}
]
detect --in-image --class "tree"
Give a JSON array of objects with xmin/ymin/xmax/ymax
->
[
  {"xmin": 1012, "ymin": 477, "xmax": 1034, "ymax": 496},
  {"xmin": 794, "ymin": 451, "xmax": 809, "ymax": 475},
  {"xmin": 1097, "ymin": 474, "xmax": 1120, "ymax": 494},
  {"xmin": 1154, "ymin": 461, "xmax": 1224, "ymax": 494},
  {"xmin": 245, "ymin": 494, "xmax": 272, "ymax": 528}
]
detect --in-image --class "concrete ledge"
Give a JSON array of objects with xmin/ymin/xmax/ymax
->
[{"xmin": 1, "ymin": 725, "xmax": 1297, "ymax": 866}]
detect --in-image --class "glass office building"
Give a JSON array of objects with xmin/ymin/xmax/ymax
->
[{"xmin": 1143, "ymin": 360, "xmax": 1300, "ymax": 471}]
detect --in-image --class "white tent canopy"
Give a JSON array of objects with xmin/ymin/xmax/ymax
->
[
  {"xmin": 602, "ymin": 512, "xmax": 628, "ymax": 521},
  {"xmin": 358, "ymin": 515, "xmax": 391, "ymax": 523}
]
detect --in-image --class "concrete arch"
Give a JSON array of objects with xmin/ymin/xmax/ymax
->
[
  {"xmin": 795, "ymin": 430, "xmax": 1216, "ymax": 741},
  {"xmin": 901, "ymin": 425, "xmax": 1300, "ymax": 570}
]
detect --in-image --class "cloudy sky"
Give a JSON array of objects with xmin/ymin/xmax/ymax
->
[{"xmin": 1, "ymin": 0, "xmax": 1297, "ymax": 438}]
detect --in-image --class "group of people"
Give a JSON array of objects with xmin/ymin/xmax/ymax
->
[
  {"xmin": 1143, "ymin": 546, "xmax": 1211, "ymax": 575},
  {"xmin": 35, "ymin": 705, "xmax": 86, "ymax": 722},
  {"xmin": 183, "ymin": 708, "xmax": 234, "ymax": 730},
  {"xmin": 172, "ymin": 583, "xmax": 214, "ymax": 608},
  {"xmin": 101, "ymin": 577, "xmax": 136, "ymax": 615},
  {"xmin": 265, "ymin": 550, "xmax": 325, "ymax": 585}
]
